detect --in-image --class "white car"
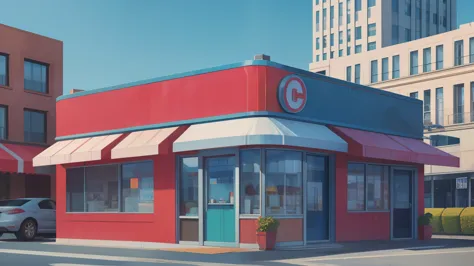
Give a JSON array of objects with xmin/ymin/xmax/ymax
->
[{"xmin": 0, "ymin": 198, "xmax": 56, "ymax": 241}]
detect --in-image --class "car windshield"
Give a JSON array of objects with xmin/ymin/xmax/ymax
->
[{"xmin": 0, "ymin": 199, "xmax": 30, "ymax": 207}]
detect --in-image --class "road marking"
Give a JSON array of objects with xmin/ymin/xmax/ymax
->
[
  {"xmin": 0, "ymin": 248, "xmax": 235, "ymax": 266},
  {"xmin": 278, "ymin": 247, "xmax": 474, "ymax": 264}
]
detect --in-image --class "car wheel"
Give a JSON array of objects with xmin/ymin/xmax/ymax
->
[{"xmin": 16, "ymin": 219, "xmax": 37, "ymax": 241}]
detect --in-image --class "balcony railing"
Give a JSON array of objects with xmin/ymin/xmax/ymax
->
[{"xmin": 446, "ymin": 112, "xmax": 474, "ymax": 126}]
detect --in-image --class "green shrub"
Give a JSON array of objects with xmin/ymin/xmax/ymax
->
[
  {"xmin": 425, "ymin": 208, "xmax": 445, "ymax": 233},
  {"xmin": 460, "ymin": 207, "xmax": 474, "ymax": 235},
  {"xmin": 441, "ymin": 208, "xmax": 464, "ymax": 234},
  {"xmin": 256, "ymin": 216, "xmax": 280, "ymax": 232},
  {"xmin": 418, "ymin": 213, "xmax": 433, "ymax": 226}
]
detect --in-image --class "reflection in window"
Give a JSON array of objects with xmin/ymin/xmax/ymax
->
[
  {"xmin": 86, "ymin": 165, "xmax": 119, "ymax": 212},
  {"xmin": 207, "ymin": 157, "xmax": 235, "ymax": 204},
  {"xmin": 424, "ymin": 180, "xmax": 432, "ymax": 208},
  {"xmin": 66, "ymin": 168, "xmax": 85, "ymax": 212},
  {"xmin": 121, "ymin": 161, "xmax": 154, "ymax": 213},
  {"xmin": 307, "ymin": 156, "xmax": 327, "ymax": 212},
  {"xmin": 24, "ymin": 109, "xmax": 46, "ymax": 143},
  {"xmin": 366, "ymin": 165, "xmax": 389, "ymax": 211},
  {"xmin": 24, "ymin": 60, "xmax": 48, "ymax": 93},
  {"xmin": 180, "ymin": 157, "xmax": 198, "ymax": 216},
  {"xmin": 347, "ymin": 164, "xmax": 365, "ymax": 211},
  {"xmin": 240, "ymin": 150, "xmax": 260, "ymax": 215},
  {"xmin": 265, "ymin": 150, "xmax": 303, "ymax": 215}
]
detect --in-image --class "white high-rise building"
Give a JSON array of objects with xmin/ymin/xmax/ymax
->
[{"xmin": 310, "ymin": 0, "xmax": 457, "ymax": 74}]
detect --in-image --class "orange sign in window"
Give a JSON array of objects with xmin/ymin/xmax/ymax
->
[{"xmin": 130, "ymin": 178, "xmax": 139, "ymax": 189}]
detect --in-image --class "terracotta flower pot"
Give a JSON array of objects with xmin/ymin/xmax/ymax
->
[
  {"xmin": 418, "ymin": 225, "xmax": 432, "ymax": 240},
  {"xmin": 256, "ymin": 231, "xmax": 277, "ymax": 250}
]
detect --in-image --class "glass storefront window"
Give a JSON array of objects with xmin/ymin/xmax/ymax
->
[
  {"xmin": 347, "ymin": 164, "xmax": 365, "ymax": 211},
  {"xmin": 424, "ymin": 180, "xmax": 432, "ymax": 208},
  {"xmin": 66, "ymin": 168, "xmax": 85, "ymax": 212},
  {"xmin": 434, "ymin": 179, "xmax": 454, "ymax": 208},
  {"xmin": 121, "ymin": 161, "xmax": 154, "ymax": 213},
  {"xmin": 366, "ymin": 165, "xmax": 389, "ymax": 211},
  {"xmin": 240, "ymin": 150, "xmax": 261, "ymax": 215},
  {"xmin": 265, "ymin": 150, "xmax": 303, "ymax": 215},
  {"xmin": 85, "ymin": 165, "xmax": 119, "ymax": 212},
  {"xmin": 179, "ymin": 157, "xmax": 199, "ymax": 216},
  {"xmin": 207, "ymin": 157, "xmax": 235, "ymax": 204}
]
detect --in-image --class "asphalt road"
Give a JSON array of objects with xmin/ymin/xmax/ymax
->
[{"xmin": 1, "ymin": 234, "xmax": 474, "ymax": 266}]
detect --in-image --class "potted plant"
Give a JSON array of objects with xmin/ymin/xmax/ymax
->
[
  {"xmin": 256, "ymin": 216, "xmax": 280, "ymax": 250},
  {"xmin": 418, "ymin": 213, "xmax": 433, "ymax": 240}
]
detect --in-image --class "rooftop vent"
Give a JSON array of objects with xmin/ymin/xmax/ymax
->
[{"xmin": 254, "ymin": 54, "xmax": 271, "ymax": 61}]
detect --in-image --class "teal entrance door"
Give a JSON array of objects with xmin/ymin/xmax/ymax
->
[{"xmin": 204, "ymin": 156, "xmax": 236, "ymax": 244}]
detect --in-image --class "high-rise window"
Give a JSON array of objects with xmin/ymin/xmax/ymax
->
[
  {"xmin": 425, "ymin": 0, "xmax": 430, "ymax": 36},
  {"xmin": 368, "ymin": 0, "xmax": 376, "ymax": 8},
  {"xmin": 323, "ymin": 8, "xmax": 327, "ymax": 30},
  {"xmin": 410, "ymin": 92, "xmax": 419, "ymax": 99},
  {"xmin": 405, "ymin": 28, "xmax": 411, "ymax": 42},
  {"xmin": 368, "ymin": 42, "xmax": 376, "ymax": 51},
  {"xmin": 410, "ymin": 50, "xmax": 419, "ymax": 75},
  {"xmin": 347, "ymin": 47, "xmax": 351, "ymax": 55},
  {"xmin": 316, "ymin": 55, "xmax": 320, "ymax": 62},
  {"xmin": 382, "ymin": 57, "xmax": 389, "ymax": 81},
  {"xmin": 0, "ymin": 54, "xmax": 8, "ymax": 86},
  {"xmin": 338, "ymin": 2, "xmax": 343, "ymax": 25},
  {"xmin": 470, "ymin": 37, "xmax": 474, "ymax": 63},
  {"xmin": 368, "ymin": 23, "xmax": 376, "ymax": 37},
  {"xmin": 24, "ymin": 60, "xmax": 49, "ymax": 94},
  {"xmin": 392, "ymin": 55, "xmax": 400, "ymax": 79},
  {"xmin": 339, "ymin": 49, "xmax": 343, "ymax": 57},
  {"xmin": 415, "ymin": 0, "xmax": 421, "ymax": 39},
  {"xmin": 423, "ymin": 47, "xmax": 431, "ymax": 72},
  {"xmin": 316, "ymin": 37, "xmax": 320, "ymax": 50},
  {"xmin": 330, "ymin": 6, "xmax": 334, "ymax": 28},
  {"xmin": 0, "ymin": 105, "xmax": 6, "ymax": 140},
  {"xmin": 355, "ymin": 26, "xmax": 362, "ymax": 40},
  {"xmin": 24, "ymin": 109, "xmax": 46, "ymax": 143},
  {"xmin": 355, "ymin": 0, "xmax": 362, "ymax": 11},
  {"xmin": 471, "ymin": 83, "xmax": 474, "ymax": 122},
  {"xmin": 355, "ymin": 45, "xmax": 362, "ymax": 54},
  {"xmin": 323, "ymin": 36, "xmax": 327, "ymax": 48},
  {"xmin": 347, "ymin": 0, "xmax": 351, "ymax": 24},
  {"xmin": 316, "ymin": 11, "xmax": 320, "ymax": 32},
  {"xmin": 436, "ymin": 88, "xmax": 444, "ymax": 125},
  {"xmin": 330, "ymin": 51, "xmax": 334, "ymax": 59},
  {"xmin": 392, "ymin": 25, "xmax": 399, "ymax": 44},
  {"xmin": 436, "ymin": 45, "xmax": 444, "ymax": 70},
  {"xmin": 453, "ymin": 84, "xmax": 464, "ymax": 124},
  {"xmin": 347, "ymin": 29, "xmax": 351, "ymax": 42},
  {"xmin": 339, "ymin": 31, "xmax": 343, "ymax": 44},
  {"xmin": 330, "ymin": 33, "xmax": 334, "ymax": 46},
  {"xmin": 405, "ymin": 0, "xmax": 412, "ymax": 16},
  {"xmin": 323, "ymin": 53, "xmax": 327, "ymax": 60},
  {"xmin": 393, "ymin": 0, "xmax": 399, "ymax": 12},
  {"xmin": 424, "ymin": 89, "xmax": 431, "ymax": 123},
  {"xmin": 355, "ymin": 64, "xmax": 361, "ymax": 84},
  {"xmin": 371, "ymin": 60, "xmax": 378, "ymax": 83},
  {"xmin": 346, "ymin": 66, "xmax": 352, "ymax": 82},
  {"xmin": 454, "ymin": 40, "xmax": 464, "ymax": 66}
]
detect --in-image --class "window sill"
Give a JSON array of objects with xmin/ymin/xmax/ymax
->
[
  {"xmin": 0, "ymin": 85, "xmax": 12, "ymax": 90},
  {"xmin": 24, "ymin": 89, "xmax": 51, "ymax": 97}
]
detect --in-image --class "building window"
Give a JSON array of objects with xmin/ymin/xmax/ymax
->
[
  {"xmin": 368, "ymin": 0, "xmax": 376, "ymax": 8},
  {"xmin": 355, "ymin": 45, "xmax": 362, "ymax": 54},
  {"xmin": 370, "ymin": 60, "xmax": 378, "ymax": 83},
  {"xmin": 330, "ymin": 51, "xmax": 334, "ymax": 59},
  {"xmin": 405, "ymin": 0, "xmax": 411, "ymax": 16},
  {"xmin": 470, "ymin": 37, "xmax": 474, "ymax": 64},
  {"xmin": 316, "ymin": 55, "xmax": 320, "ymax": 62},
  {"xmin": 338, "ymin": 2, "xmax": 343, "ymax": 25},
  {"xmin": 265, "ymin": 150, "xmax": 303, "ymax": 216},
  {"xmin": 339, "ymin": 31, "xmax": 343, "ymax": 44},
  {"xmin": 355, "ymin": 0, "xmax": 362, "ymax": 11},
  {"xmin": 347, "ymin": 47, "xmax": 351, "ymax": 55},
  {"xmin": 316, "ymin": 11, "xmax": 320, "ymax": 32},
  {"xmin": 316, "ymin": 37, "xmax": 320, "ymax": 50},
  {"xmin": 424, "ymin": 180, "xmax": 432, "ymax": 208},
  {"xmin": 0, "ymin": 105, "xmax": 6, "ymax": 140},
  {"xmin": 347, "ymin": 0, "xmax": 351, "ymax": 24},
  {"xmin": 323, "ymin": 36, "xmax": 327, "ymax": 48},
  {"xmin": 179, "ymin": 157, "xmax": 198, "ymax": 216},
  {"xmin": 415, "ymin": 0, "xmax": 421, "ymax": 39},
  {"xmin": 424, "ymin": 89, "xmax": 431, "ymax": 124},
  {"xmin": 347, "ymin": 29, "xmax": 351, "ymax": 42},
  {"xmin": 393, "ymin": 0, "xmax": 399, "ymax": 12},
  {"xmin": 330, "ymin": 33, "xmax": 334, "ymax": 46},
  {"xmin": 330, "ymin": 5, "xmax": 334, "ymax": 28},
  {"xmin": 24, "ymin": 60, "xmax": 49, "ymax": 94},
  {"xmin": 66, "ymin": 161, "xmax": 154, "ymax": 213},
  {"xmin": 347, "ymin": 164, "xmax": 389, "ymax": 212},
  {"xmin": 392, "ymin": 55, "xmax": 400, "ymax": 79},
  {"xmin": 410, "ymin": 92, "xmax": 419, "ymax": 99},
  {"xmin": 382, "ymin": 57, "xmax": 389, "ymax": 81},
  {"xmin": 24, "ymin": 109, "xmax": 46, "ymax": 143},
  {"xmin": 405, "ymin": 28, "xmax": 411, "ymax": 42},
  {"xmin": 436, "ymin": 45, "xmax": 444, "ymax": 70},
  {"xmin": 392, "ymin": 25, "xmax": 399, "ymax": 44},
  {"xmin": 323, "ymin": 8, "xmax": 327, "ymax": 30},
  {"xmin": 355, "ymin": 64, "xmax": 361, "ymax": 84},
  {"xmin": 368, "ymin": 42, "xmax": 376, "ymax": 51},
  {"xmin": 355, "ymin": 26, "xmax": 362, "ymax": 40},
  {"xmin": 0, "ymin": 54, "xmax": 8, "ymax": 86},
  {"xmin": 430, "ymin": 135, "xmax": 460, "ymax": 147},
  {"xmin": 471, "ymin": 83, "xmax": 474, "ymax": 122},
  {"xmin": 436, "ymin": 88, "xmax": 444, "ymax": 125},
  {"xmin": 423, "ymin": 47, "xmax": 431, "ymax": 72},
  {"xmin": 453, "ymin": 84, "xmax": 464, "ymax": 124},
  {"xmin": 339, "ymin": 49, "xmax": 343, "ymax": 57},
  {"xmin": 240, "ymin": 150, "xmax": 261, "ymax": 215},
  {"xmin": 323, "ymin": 53, "xmax": 327, "ymax": 60},
  {"xmin": 346, "ymin": 66, "xmax": 352, "ymax": 82},
  {"xmin": 454, "ymin": 40, "xmax": 464, "ymax": 66},
  {"xmin": 368, "ymin": 23, "xmax": 376, "ymax": 37},
  {"xmin": 410, "ymin": 50, "xmax": 419, "ymax": 75}
]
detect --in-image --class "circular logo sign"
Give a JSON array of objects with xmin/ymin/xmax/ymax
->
[{"xmin": 278, "ymin": 75, "xmax": 307, "ymax": 113}]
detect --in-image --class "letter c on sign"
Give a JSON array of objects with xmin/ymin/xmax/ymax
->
[{"xmin": 278, "ymin": 75, "xmax": 307, "ymax": 113}]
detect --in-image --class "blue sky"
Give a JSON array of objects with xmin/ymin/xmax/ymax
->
[{"xmin": 0, "ymin": 0, "xmax": 472, "ymax": 93}]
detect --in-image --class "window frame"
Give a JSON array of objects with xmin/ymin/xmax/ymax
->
[
  {"xmin": 0, "ymin": 104, "xmax": 8, "ymax": 140},
  {"xmin": 23, "ymin": 108, "xmax": 47, "ymax": 144},
  {"xmin": 0, "ymin": 52, "xmax": 9, "ymax": 87},
  {"xmin": 347, "ymin": 162, "xmax": 391, "ymax": 213},
  {"xmin": 24, "ymin": 58, "xmax": 49, "ymax": 94}
]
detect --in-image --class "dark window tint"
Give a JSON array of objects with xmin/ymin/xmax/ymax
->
[
  {"xmin": 24, "ymin": 60, "xmax": 48, "ymax": 93},
  {"xmin": 24, "ymin": 109, "xmax": 46, "ymax": 143},
  {"xmin": 38, "ymin": 200, "xmax": 55, "ymax": 210}
]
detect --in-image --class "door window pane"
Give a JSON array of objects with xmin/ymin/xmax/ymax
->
[
  {"xmin": 306, "ymin": 155, "xmax": 329, "ymax": 241},
  {"xmin": 366, "ymin": 165, "xmax": 389, "ymax": 211},
  {"xmin": 85, "ymin": 165, "xmax": 119, "ymax": 212},
  {"xmin": 347, "ymin": 164, "xmax": 365, "ymax": 211},
  {"xmin": 207, "ymin": 157, "xmax": 235, "ymax": 204},
  {"xmin": 240, "ymin": 150, "xmax": 261, "ymax": 215},
  {"xmin": 121, "ymin": 161, "xmax": 154, "ymax": 213},
  {"xmin": 179, "ymin": 157, "xmax": 198, "ymax": 216},
  {"xmin": 265, "ymin": 150, "xmax": 303, "ymax": 215}
]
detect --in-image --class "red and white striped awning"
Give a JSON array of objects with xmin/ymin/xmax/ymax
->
[{"xmin": 0, "ymin": 143, "xmax": 46, "ymax": 174}]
